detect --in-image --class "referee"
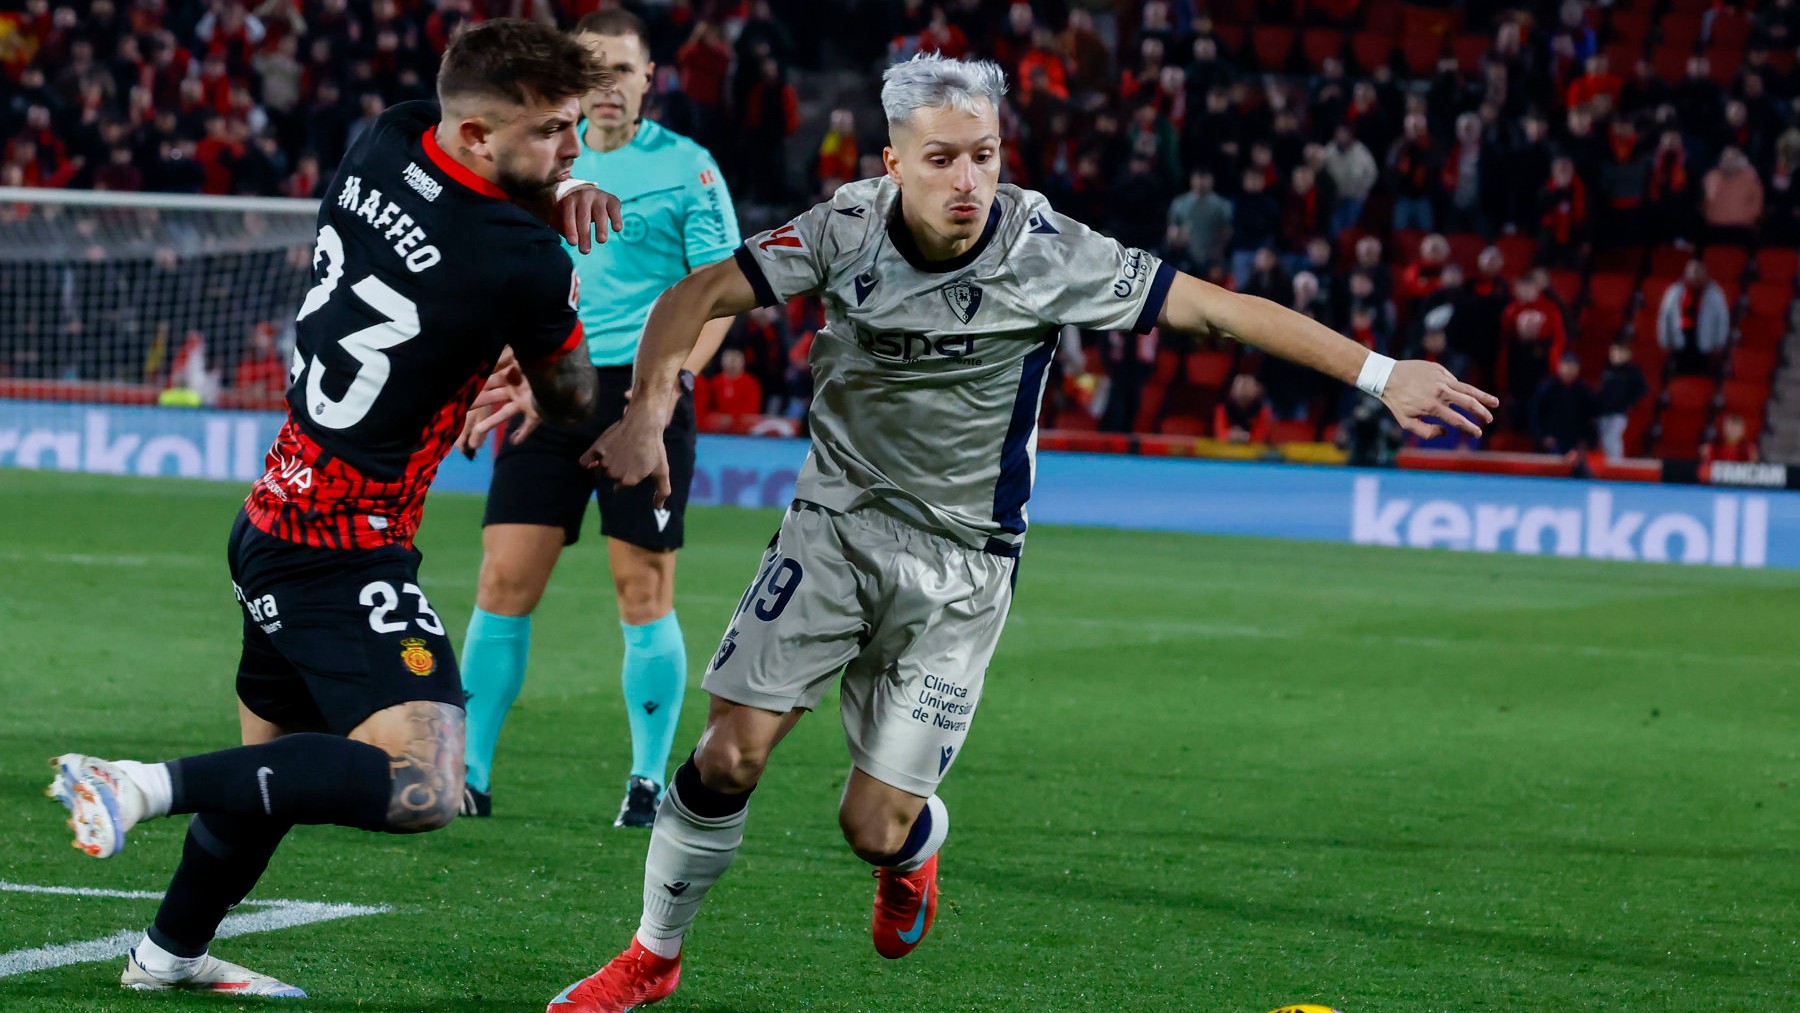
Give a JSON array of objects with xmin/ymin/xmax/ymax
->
[{"xmin": 455, "ymin": 8, "xmax": 741, "ymax": 826}]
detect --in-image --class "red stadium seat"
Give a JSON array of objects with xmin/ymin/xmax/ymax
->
[
  {"xmin": 1754, "ymin": 247, "xmax": 1798, "ymax": 283},
  {"xmin": 1656, "ymin": 409, "xmax": 1709, "ymax": 458},
  {"xmin": 1602, "ymin": 40, "xmax": 1642, "ymax": 75},
  {"xmin": 1186, "ymin": 351, "xmax": 1234, "ymax": 388},
  {"xmin": 1269, "ymin": 419, "xmax": 1320, "ymax": 444},
  {"xmin": 1215, "ymin": 23, "xmax": 1247, "ymax": 57},
  {"xmin": 1547, "ymin": 268, "xmax": 1584, "ymax": 307},
  {"xmin": 1588, "ymin": 271, "xmax": 1636, "ymax": 311},
  {"xmin": 1730, "ymin": 345, "xmax": 1780, "ymax": 381},
  {"xmin": 1737, "ymin": 313, "xmax": 1786, "ymax": 352},
  {"xmin": 1651, "ymin": 44, "xmax": 1689, "ymax": 84},
  {"xmin": 1702, "ymin": 245, "xmax": 1750, "ymax": 283},
  {"xmin": 1159, "ymin": 415, "xmax": 1207, "ymax": 437},
  {"xmin": 1350, "ymin": 30, "xmax": 1393, "ymax": 73},
  {"xmin": 1152, "ymin": 347, "xmax": 1181, "ymax": 380},
  {"xmin": 1251, "ymin": 26, "xmax": 1296, "ymax": 71},
  {"xmin": 1494, "ymin": 234, "xmax": 1537, "ymax": 274},
  {"xmin": 1364, "ymin": 0, "xmax": 1401, "ymax": 35},
  {"xmin": 1648, "ymin": 244, "xmax": 1691, "ymax": 279},
  {"xmin": 1721, "ymin": 378, "xmax": 1770, "ymax": 416},
  {"xmin": 1391, "ymin": 228, "xmax": 1427, "ymax": 262},
  {"xmin": 1301, "ymin": 27, "xmax": 1345, "ymax": 68},
  {"xmin": 1747, "ymin": 281, "xmax": 1794, "ymax": 319},
  {"xmin": 1445, "ymin": 232, "xmax": 1486, "ymax": 271},
  {"xmin": 1660, "ymin": 11, "xmax": 1702, "ymax": 50},
  {"xmin": 1054, "ymin": 408, "xmax": 1099, "ymax": 432},
  {"xmin": 1709, "ymin": 8, "xmax": 1751, "ymax": 51},
  {"xmin": 1640, "ymin": 275, "xmax": 1677, "ymax": 315},
  {"xmin": 1451, "ymin": 33, "xmax": 1488, "ymax": 72},
  {"xmin": 1581, "ymin": 304, "xmax": 1626, "ymax": 343},
  {"xmin": 1134, "ymin": 377, "xmax": 1170, "ymax": 433},
  {"xmin": 1593, "ymin": 245, "xmax": 1647, "ymax": 274},
  {"xmin": 1400, "ymin": 32, "xmax": 1443, "ymax": 76},
  {"xmin": 1664, "ymin": 375, "xmax": 1716, "ymax": 411}
]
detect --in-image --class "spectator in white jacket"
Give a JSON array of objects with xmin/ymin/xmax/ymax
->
[
  {"xmin": 1322, "ymin": 125, "xmax": 1378, "ymax": 233},
  {"xmin": 1657, "ymin": 260, "xmax": 1731, "ymax": 375}
]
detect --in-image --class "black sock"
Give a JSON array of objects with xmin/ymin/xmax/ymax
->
[
  {"xmin": 673, "ymin": 751, "xmax": 753, "ymax": 819},
  {"xmin": 146, "ymin": 813, "xmax": 292, "ymax": 958},
  {"xmin": 168, "ymin": 734, "xmax": 390, "ymax": 831}
]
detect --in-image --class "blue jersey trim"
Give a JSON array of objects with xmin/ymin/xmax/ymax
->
[
  {"xmin": 1133, "ymin": 261, "xmax": 1177, "ymax": 334},
  {"xmin": 992, "ymin": 335, "xmax": 1058, "ymax": 537}
]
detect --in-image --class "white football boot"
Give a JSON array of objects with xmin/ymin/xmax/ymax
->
[
  {"xmin": 47, "ymin": 753, "xmax": 148, "ymax": 858},
  {"xmin": 122, "ymin": 947, "xmax": 307, "ymax": 998}
]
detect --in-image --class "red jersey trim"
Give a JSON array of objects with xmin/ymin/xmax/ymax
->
[
  {"xmin": 521, "ymin": 320, "xmax": 585, "ymax": 369},
  {"xmin": 422, "ymin": 129, "xmax": 509, "ymax": 201}
]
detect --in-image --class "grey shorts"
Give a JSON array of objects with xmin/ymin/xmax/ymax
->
[{"xmin": 701, "ymin": 502, "xmax": 1016, "ymax": 796}]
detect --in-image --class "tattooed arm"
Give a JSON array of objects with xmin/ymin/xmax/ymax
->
[{"xmin": 521, "ymin": 346, "xmax": 598, "ymax": 427}]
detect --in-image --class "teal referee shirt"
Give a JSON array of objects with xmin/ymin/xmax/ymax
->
[{"xmin": 567, "ymin": 118, "xmax": 741, "ymax": 366}]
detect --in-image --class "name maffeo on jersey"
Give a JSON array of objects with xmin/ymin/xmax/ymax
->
[{"xmin": 334, "ymin": 175, "xmax": 442, "ymax": 272}]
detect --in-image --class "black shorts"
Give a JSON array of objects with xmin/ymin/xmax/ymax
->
[
  {"xmin": 228, "ymin": 511, "xmax": 464, "ymax": 735},
  {"xmin": 482, "ymin": 364, "xmax": 697, "ymax": 550}
]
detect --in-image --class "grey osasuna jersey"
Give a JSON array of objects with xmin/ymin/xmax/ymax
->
[{"xmin": 732, "ymin": 176, "xmax": 1175, "ymax": 556}]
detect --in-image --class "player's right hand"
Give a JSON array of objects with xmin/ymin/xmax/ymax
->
[
  {"xmin": 464, "ymin": 348, "xmax": 541, "ymax": 454},
  {"xmin": 582, "ymin": 415, "xmax": 672, "ymax": 508}
]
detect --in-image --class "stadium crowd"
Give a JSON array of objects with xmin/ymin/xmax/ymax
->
[{"xmin": 3, "ymin": 0, "xmax": 1798, "ymax": 459}]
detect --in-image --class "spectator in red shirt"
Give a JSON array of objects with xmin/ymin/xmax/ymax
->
[
  {"xmin": 1214, "ymin": 373, "xmax": 1274, "ymax": 445},
  {"xmin": 1396, "ymin": 233, "xmax": 1450, "ymax": 309},
  {"xmin": 1501, "ymin": 276, "xmax": 1568, "ymax": 429},
  {"xmin": 232, "ymin": 323, "xmax": 287, "ymax": 398},
  {"xmin": 677, "ymin": 20, "xmax": 732, "ymax": 152},
  {"xmin": 1058, "ymin": 8, "xmax": 1109, "ymax": 95},
  {"xmin": 1015, "ymin": 26, "xmax": 1068, "ymax": 104},
  {"xmin": 705, "ymin": 348, "xmax": 764, "ymax": 427},
  {"xmin": 1704, "ymin": 414, "xmax": 1762, "ymax": 463},
  {"xmin": 743, "ymin": 55, "xmax": 798, "ymax": 204},
  {"xmin": 917, "ymin": 6, "xmax": 968, "ymax": 60},
  {"xmin": 195, "ymin": 115, "xmax": 243, "ymax": 194},
  {"xmin": 1565, "ymin": 53, "xmax": 1622, "ymax": 115}
]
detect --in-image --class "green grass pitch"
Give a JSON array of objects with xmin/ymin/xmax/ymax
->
[{"xmin": 1, "ymin": 468, "xmax": 1797, "ymax": 1012}]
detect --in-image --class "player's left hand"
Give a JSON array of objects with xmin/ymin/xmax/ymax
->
[
  {"xmin": 557, "ymin": 183, "xmax": 624, "ymax": 254},
  {"xmin": 582, "ymin": 412, "xmax": 673, "ymax": 507},
  {"xmin": 466, "ymin": 347, "xmax": 541, "ymax": 449},
  {"xmin": 1380, "ymin": 360, "xmax": 1500, "ymax": 440}
]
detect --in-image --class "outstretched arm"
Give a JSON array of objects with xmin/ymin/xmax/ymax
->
[
  {"xmin": 581, "ymin": 256, "xmax": 761, "ymax": 496},
  {"xmin": 1156, "ymin": 271, "xmax": 1499, "ymax": 438}
]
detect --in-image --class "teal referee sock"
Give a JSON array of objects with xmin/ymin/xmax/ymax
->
[
  {"xmin": 621, "ymin": 611, "xmax": 687, "ymax": 787},
  {"xmin": 461, "ymin": 608, "xmax": 531, "ymax": 794}
]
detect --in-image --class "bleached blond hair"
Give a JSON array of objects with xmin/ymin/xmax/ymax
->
[{"xmin": 880, "ymin": 52, "xmax": 1008, "ymax": 128}]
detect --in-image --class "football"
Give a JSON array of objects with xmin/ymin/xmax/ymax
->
[{"xmin": 1267, "ymin": 1006, "xmax": 1344, "ymax": 1013}]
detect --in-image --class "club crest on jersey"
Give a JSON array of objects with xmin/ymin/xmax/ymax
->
[
  {"xmin": 758, "ymin": 224, "xmax": 805, "ymax": 253},
  {"xmin": 942, "ymin": 280, "xmax": 983, "ymax": 324},
  {"xmin": 399, "ymin": 637, "xmax": 436, "ymax": 676}
]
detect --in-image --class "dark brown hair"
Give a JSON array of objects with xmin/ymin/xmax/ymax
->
[
  {"xmin": 573, "ymin": 9, "xmax": 651, "ymax": 57},
  {"xmin": 438, "ymin": 18, "xmax": 611, "ymax": 108}
]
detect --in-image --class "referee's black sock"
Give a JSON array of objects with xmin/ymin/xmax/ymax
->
[
  {"xmin": 167, "ymin": 734, "xmax": 391, "ymax": 832},
  {"xmin": 147, "ymin": 813, "xmax": 291, "ymax": 959}
]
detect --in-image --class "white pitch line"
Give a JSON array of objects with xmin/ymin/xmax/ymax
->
[{"xmin": 0, "ymin": 884, "xmax": 389, "ymax": 978}]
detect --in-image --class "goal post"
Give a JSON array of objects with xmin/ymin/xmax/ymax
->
[{"xmin": 0, "ymin": 186, "xmax": 320, "ymax": 410}]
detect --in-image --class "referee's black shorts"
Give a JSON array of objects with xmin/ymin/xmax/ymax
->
[{"xmin": 482, "ymin": 364, "xmax": 697, "ymax": 550}]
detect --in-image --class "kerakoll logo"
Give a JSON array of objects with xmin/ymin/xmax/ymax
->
[
  {"xmin": 0, "ymin": 410, "xmax": 269, "ymax": 480},
  {"xmin": 1351, "ymin": 476, "xmax": 1768, "ymax": 566}
]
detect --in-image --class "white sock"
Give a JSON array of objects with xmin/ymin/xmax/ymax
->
[
  {"xmin": 132, "ymin": 933, "xmax": 203, "ymax": 978},
  {"xmin": 112, "ymin": 760, "xmax": 171, "ymax": 823},
  {"xmin": 635, "ymin": 785, "xmax": 748, "ymax": 955}
]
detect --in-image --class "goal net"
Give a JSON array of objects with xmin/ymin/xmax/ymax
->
[{"xmin": 0, "ymin": 187, "xmax": 319, "ymax": 410}]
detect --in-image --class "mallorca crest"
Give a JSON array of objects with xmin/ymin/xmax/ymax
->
[
  {"xmin": 399, "ymin": 637, "xmax": 436, "ymax": 677},
  {"xmin": 941, "ymin": 280, "xmax": 982, "ymax": 324}
]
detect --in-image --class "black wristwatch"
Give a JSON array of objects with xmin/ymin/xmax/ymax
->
[{"xmin": 678, "ymin": 369, "xmax": 696, "ymax": 393}]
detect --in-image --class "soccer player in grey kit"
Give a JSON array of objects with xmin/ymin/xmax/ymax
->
[{"xmin": 544, "ymin": 53, "xmax": 1498, "ymax": 1011}]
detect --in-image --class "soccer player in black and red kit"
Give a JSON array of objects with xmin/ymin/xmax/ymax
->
[{"xmin": 46, "ymin": 20, "xmax": 621, "ymax": 997}]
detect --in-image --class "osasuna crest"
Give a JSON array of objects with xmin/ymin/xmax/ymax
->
[{"xmin": 942, "ymin": 280, "xmax": 983, "ymax": 324}]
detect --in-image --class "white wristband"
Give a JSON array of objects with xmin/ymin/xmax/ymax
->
[
  {"xmin": 1356, "ymin": 351, "xmax": 1396, "ymax": 397},
  {"xmin": 553, "ymin": 178, "xmax": 597, "ymax": 201}
]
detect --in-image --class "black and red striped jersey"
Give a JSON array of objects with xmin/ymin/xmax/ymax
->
[{"xmin": 245, "ymin": 101, "xmax": 583, "ymax": 550}]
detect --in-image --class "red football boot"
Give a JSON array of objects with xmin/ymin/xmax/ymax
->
[
  {"xmin": 871, "ymin": 854, "xmax": 939, "ymax": 959},
  {"xmin": 546, "ymin": 939, "xmax": 680, "ymax": 1013}
]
